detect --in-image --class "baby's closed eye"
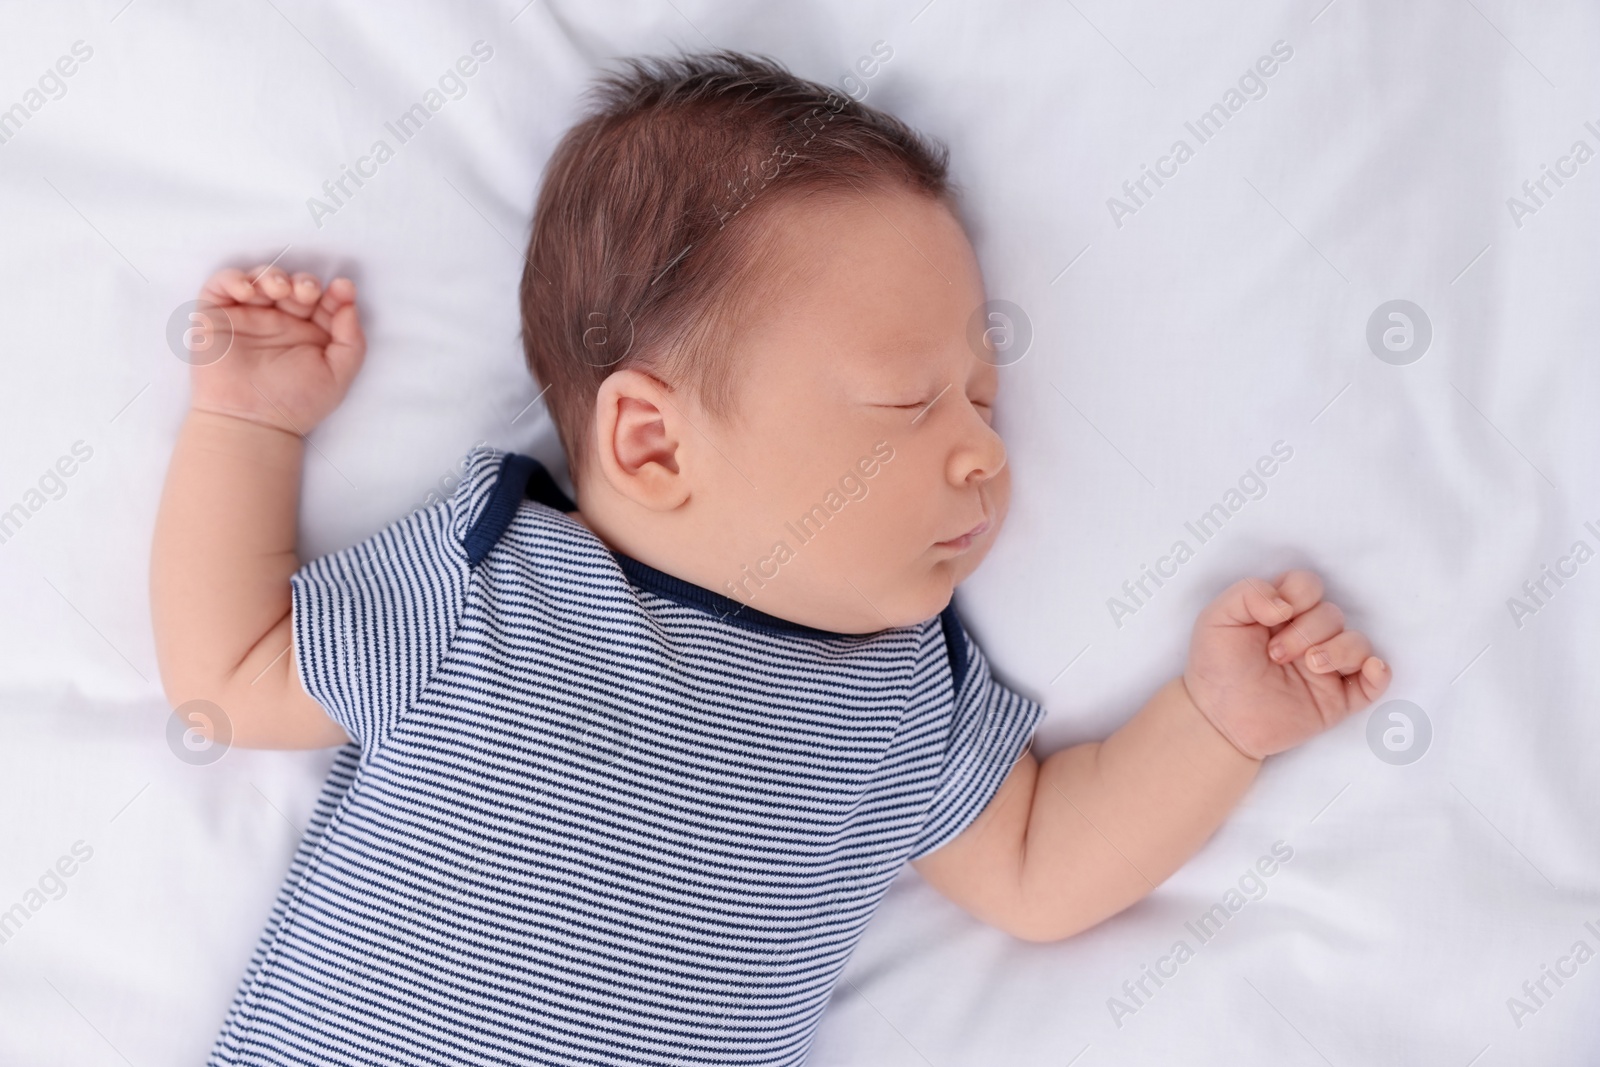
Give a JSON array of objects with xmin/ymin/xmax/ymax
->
[{"xmin": 878, "ymin": 392, "xmax": 992, "ymax": 412}]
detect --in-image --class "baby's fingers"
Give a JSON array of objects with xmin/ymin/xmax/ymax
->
[
  {"xmin": 1302, "ymin": 627, "xmax": 1368, "ymax": 674},
  {"xmin": 311, "ymin": 277, "xmax": 356, "ymax": 334},
  {"xmin": 1300, "ymin": 625, "xmax": 1391, "ymax": 713},
  {"xmin": 245, "ymin": 265, "xmax": 294, "ymax": 303},
  {"xmin": 319, "ymin": 279, "xmax": 366, "ymax": 384},
  {"xmin": 198, "ymin": 267, "xmax": 258, "ymax": 307},
  {"xmin": 1268, "ymin": 601, "xmax": 1345, "ymax": 664},
  {"xmin": 274, "ymin": 272, "xmax": 324, "ymax": 319},
  {"xmin": 1342, "ymin": 655, "xmax": 1391, "ymax": 711},
  {"xmin": 1206, "ymin": 574, "xmax": 1304, "ymax": 630},
  {"xmin": 1269, "ymin": 570, "xmax": 1325, "ymax": 621}
]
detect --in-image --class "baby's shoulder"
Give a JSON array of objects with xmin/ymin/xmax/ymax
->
[
  {"xmin": 441, "ymin": 444, "xmax": 514, "ymax": 543},
  {"xmin": 441, "ymin": 445, "xmax": 608, "ymax": 581}
]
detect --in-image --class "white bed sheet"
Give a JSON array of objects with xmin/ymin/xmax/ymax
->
[{"xmin": 1, "ymin": 1, "xmax": 1597, "ymax": 1064}]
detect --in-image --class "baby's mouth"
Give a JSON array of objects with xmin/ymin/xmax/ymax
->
[{"xmin": 934, "ymin": 501, "xmax": 990, "ymax": 551}]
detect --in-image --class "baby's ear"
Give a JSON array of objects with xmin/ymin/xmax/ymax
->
[{"xmin": 593, "ymin": 368, "xmax": 689, "ymax": 511}]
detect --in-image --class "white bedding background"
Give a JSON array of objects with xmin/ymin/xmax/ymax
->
[{"xmin": 1, "ymin": 1, "xmax": 1597, "ymax": 1063}]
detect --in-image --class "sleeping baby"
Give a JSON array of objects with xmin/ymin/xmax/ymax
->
[{"xmin": 150, "ymin": 49, "xmax": 1389, "ymax": 1066}]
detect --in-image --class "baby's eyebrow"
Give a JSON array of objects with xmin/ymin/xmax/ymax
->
[{"xmin": 867, "ymin": 330, "xmax": 941, "ymax": 358}]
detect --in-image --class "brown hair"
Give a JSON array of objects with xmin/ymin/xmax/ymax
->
[{"xmin": 518, "ymin": 48, "xmax": 957, "ymax": 488}]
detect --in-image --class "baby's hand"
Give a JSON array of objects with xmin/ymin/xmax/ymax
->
[
  {"xmin": 1182, "ymin": 569, "xmax": 1390, "ymax": 759},
  {"xmin": 186, "ymin": 265, "xmax": 366, "ymax": 435}
]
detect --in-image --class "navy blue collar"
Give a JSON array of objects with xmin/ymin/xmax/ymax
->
[
  {"xmin": 608, "ymin": 549, "xmax": 880, "ymax": 641},
  {"xmin": 519, "ymin": 452, "xmax": 878, "ymax": 641}
]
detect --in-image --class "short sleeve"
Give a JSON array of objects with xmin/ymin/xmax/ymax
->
[
  {"xmin": 290, "ymin": 445, "xmax": 505, "ymax": 756},
  {"xmin": 908, "ymin": 605, "xmax": 1048, "ymax": 861}
]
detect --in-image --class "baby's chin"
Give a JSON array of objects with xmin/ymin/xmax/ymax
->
[
  {"xmin": 884, "ymin": 560, "xmax": 970, "ymax": 627},
  {"xmin": 936, "ymin": 530, "xmax": 996, "ymax": 582},
  {"xmin": 868, "ymin": 532, "xmax": 996, "ymax": 623}
]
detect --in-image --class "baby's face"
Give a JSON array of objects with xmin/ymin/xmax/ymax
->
[{"xmin": 688, "ymin": 186, "xmax": 1009, "ymax": 634}]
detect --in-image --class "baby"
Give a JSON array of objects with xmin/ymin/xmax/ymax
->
[{"xmin": 151, "ymin": 50, "xmax": 1389, "ymax": 1066}]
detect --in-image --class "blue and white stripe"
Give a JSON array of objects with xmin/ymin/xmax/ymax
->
[{"xmin": 208, "ymin": 445, "xmax": 1045, "ymax": 1066}]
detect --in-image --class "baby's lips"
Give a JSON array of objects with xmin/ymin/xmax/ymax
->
[
  {"xmin": 935, "ymin": 494, "xmax": 993, "ymax": 548},
  {"xmin": 935, "ymin": 516, "xmax": 988, "ymax": 548}
]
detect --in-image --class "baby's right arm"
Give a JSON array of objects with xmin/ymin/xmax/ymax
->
[
  {"xmin": 914, "ymin": 570, "xmax": 1390, "ymax": 941},
  {"xmin": 150, "ymin": 266, "xmax": 367, "ymax": 749}
]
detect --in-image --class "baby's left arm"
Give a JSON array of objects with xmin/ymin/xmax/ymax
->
[
  {"xmin": 150, "ymin": 267, "xmax": 366, "ymax": 750},
  {"xmin": 912, "ymin": 569, "xmax": 1389, "ymax": 942}
]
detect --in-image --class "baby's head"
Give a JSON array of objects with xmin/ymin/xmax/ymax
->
[{"xmin": 521, "ymin": 50, "xmax": 1007, "ymax": 634}]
